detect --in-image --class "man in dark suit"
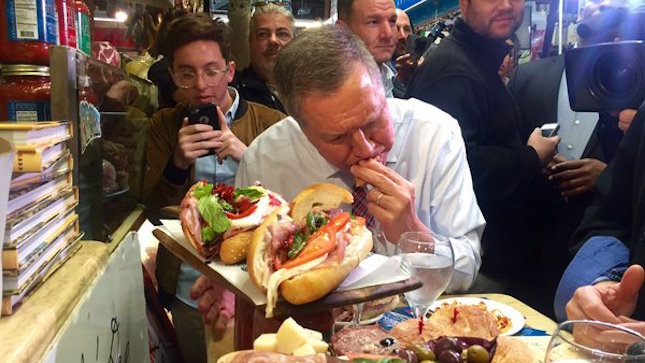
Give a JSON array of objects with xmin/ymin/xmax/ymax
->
[
  {"xmin": 405, "ymin": 0, "xmax": 560, "ymax": 311},
  {"xmin": 507, "ymin": 3, "xmax": 629, "ymax": 311},
  {"xmin": 560, "ymin": 102, "xmax": 645, "ymax": 337}
]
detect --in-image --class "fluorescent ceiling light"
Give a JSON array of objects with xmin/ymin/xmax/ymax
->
[
  {"xmin": 115, "ymin": 10, "xmax": 128, "ymax": 22},
  {"xmin": 95, "ymin": 16, "xmax": 126, "ymax": 23}
]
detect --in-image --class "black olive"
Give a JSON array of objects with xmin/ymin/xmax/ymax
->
[
  {"xmin": 425, "ymin": 340, "xmax": 436, "ymax": 353},
  {"xmin": 628, "ymin": 342, "xmax": 645, "ymax": 356},
  {"xmin": 398, "ymin": 348, "xmax": 419, "ymax": 363},
  {"xmin": 435, "ymin": 337, "xmax": 461, "ymax": 356},
  {"xmin": 380, "ymin": 337, "xmax": 397, "ymax": 347},
  {"xmin": 438, "ymin": 350, "xmax": 461, "ymax": 363}
]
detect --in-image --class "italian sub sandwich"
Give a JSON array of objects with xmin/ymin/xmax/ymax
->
[
  {"xmin": 180, "ymin": 181, "xmax": 287, "ymax": 263},
  {"xmin": 247, "ymin": 183, "xmax": 373, "ymax": 317}
]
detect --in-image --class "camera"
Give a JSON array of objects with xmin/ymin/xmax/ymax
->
[
  {"xmin": 565, "ymin": 40, "xmax": 645, "ymax": 112},
  {"xmin": 576, "ymin": 6, "xmax": 627, "ymax": 42},
  {"xmin": 577, "ymin": 6, "xmax": 645, "ymax": 42}
]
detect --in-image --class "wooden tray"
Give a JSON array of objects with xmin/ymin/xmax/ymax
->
[{"xmin": 153, "ymin": 228, "xmax": 422, "ymax": 317}]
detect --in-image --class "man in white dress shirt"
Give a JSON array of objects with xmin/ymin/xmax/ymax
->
[
  {"xmin": 241, "ymin": 25, "xmax": 484, "ymax": 292},
  {"xmin": 191, "ymin": 25, "xmax": 485, "ymax": 323}
]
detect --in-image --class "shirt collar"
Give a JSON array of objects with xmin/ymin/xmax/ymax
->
[
  {"xmin": 224, "ymin": 87, "xmax": 240, "ymax": 124},
  {"xmin": 451, "ymin": 17, "xmax": 511, "ymax": 73},
  {"xmin": 380, "ymin": 63, "xmax": 395, "ymax": 98}
]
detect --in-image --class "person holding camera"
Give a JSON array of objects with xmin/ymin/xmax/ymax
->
[
  {"xmin": 555, "ymin": 103, "xmax": 645, "ymax": 338},
  {"xmin": 142, "ymin": 13, "xmax": 285, "ymax": 362},
  {"xmin": 405, "ymin": 0, "xmax": 560, "ymax": 308},
  {"xmin": 508, "ymin": 2, "xmax": 642, "ymax": 315}
]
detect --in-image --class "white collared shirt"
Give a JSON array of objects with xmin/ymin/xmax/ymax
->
[
  {"xmin": 558, "ymin": 71, "xmax": 599, "ymax": 160},
  {"xmin": 381, "ymin": 63, "xmax": 395, "ymax": 98},
  {"xmin": 236, "ymin": 98, "xmax": 485, "ymax": 292},
  {"xmin": 177, "ymin": 87, "xmax": 241, "ymax": 308}
]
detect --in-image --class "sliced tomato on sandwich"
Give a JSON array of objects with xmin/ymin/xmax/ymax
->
[
  {"xmin": 181, "ymin": 181, "xmax": 286, "ymax": 259},
  {"xmin": 279, "ymin": 212, "xmax": 351, "ymax": 269}
]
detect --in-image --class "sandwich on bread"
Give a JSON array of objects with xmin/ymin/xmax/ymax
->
[
  {"xmin": 247, "ymin": 183, "xmax": 373, "ymax": 317},
  {"xmin": 180, "ymin": 181, "xmax": 287, "ymax": 263}
]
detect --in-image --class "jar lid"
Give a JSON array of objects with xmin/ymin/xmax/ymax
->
[{"xmin": 1, "ymin": 64, "xmax": 50, "ymax": 77}]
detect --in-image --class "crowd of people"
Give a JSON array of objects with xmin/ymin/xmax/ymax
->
[{"xmin": 141, "ymin": 0, "xmax": 645, "ymax": 361}]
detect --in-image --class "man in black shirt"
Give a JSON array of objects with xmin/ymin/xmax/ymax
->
[
  {"xmin": 406, "ymin": 0, "xmax": 560, "ymax": 301},
  {"xmin": 232, "ymin": 3, "xmax": 294, "ymax": 113}
]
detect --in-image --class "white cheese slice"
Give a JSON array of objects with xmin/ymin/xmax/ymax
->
[
  {"xmin": 304, "ymin": 328, "xmax": 323, "ymax": 341},
  {"xmin": 265, "ymin": 254, "xmax": 328, "ymax": 318},
  {"xmin": 230, "ymin": 194, "xmax": 270, "ymax": 230},
  {"xmin": 292, "ymin": 343, "xmax": 317, "ymax": 356},
  {"xmin": 307, "ymin": 338, "xmax": 329, "ymax": 353},
  {"xmin": 276, "ymin": 317, "xmax": 309, "ymax": 354},
  {"xmin": 253, "ymin": 333, "xmax": 278, "ymax": 352}
]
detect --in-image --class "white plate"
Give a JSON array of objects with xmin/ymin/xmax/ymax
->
[
  {"xmin": 429, "ymin": 297, "xmax": 525, "ymax": 336},
  {"xmin": 334, "ymin": 313, "xmax": 385, "ymax": 327}
]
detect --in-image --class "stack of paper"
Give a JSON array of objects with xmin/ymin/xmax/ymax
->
[
  {"xmin": 1, "ymin": 122, "xmax": 82, "ymax": 315},
  {"xmin": 0, "ymin": 122, "xmax": 72, "ymax": 173}
]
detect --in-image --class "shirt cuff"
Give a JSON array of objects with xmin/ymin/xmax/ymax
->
[
  {"xmin": 593, "ymin": 265, "xmax": 628, "ymax": 284},
  {"xmin": 163, "ymin": 159, "xmax": 190, "ymax": 185}
]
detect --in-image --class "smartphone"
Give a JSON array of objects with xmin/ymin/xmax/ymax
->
[
  {"xmin": 541, "ymin": 123, "xmax": 560, "ymax": 137},
  {"xmin": 188, "ymin": 104, "xmax": 220, "ymax": 130}
]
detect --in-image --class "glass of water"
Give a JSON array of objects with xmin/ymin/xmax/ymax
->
[
  {"xmin": 396, "ymin": 231, "xmax": 454, "ymax": 322},
  {"xmin": 545, "ymin": 320, "xmax": 645, "ymax": 362}
]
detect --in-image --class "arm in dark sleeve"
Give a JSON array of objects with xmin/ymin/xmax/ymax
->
[
  {"xmin": 570, "ymin": 106, "xmax": 644, "ymax": 251},
  {"xmin": 143, "ymin": 109, "xmax": 191, "ymax": 221},
  {"xmin": 409, "ymin": 76, "xmax": 544, "ymax": 209}
]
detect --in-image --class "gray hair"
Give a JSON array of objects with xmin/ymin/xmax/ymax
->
[
  {"xmin": 250, "ymin": 3, "xmax": 296, "ymax": 34},
  {"xmin": 273, "ymin": 24, "xmax": 383, "ymax": 121}
]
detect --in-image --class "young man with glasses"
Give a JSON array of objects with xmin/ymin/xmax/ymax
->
[{"xmin": 142, "ymin": 13, "xmax": 285, "ymax": 362}]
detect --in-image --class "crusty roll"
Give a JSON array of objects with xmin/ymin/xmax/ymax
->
[
  {"xmin": 247, "ymin": 183, "xmax": 372, "ymax": 317},
  {"xmin": 219, "ymin": 231, "xmax": 254, "ymax": 264},
  {"xmin": 179, "ymin": 181, "xmax": 287, "ymax": 263},
  {"xmin": 180, "ymin": 181, "xmax": 220, "ymax": 259},
  {"xmin": 289, "ymin": 183, "xmax": 353, "ymax": 223},
  {"xmin": 248, "ymin": 205, "xmax": 291, "ymax": 291},
  {"xmin": 278, "ymin": 225, "xmax": 372, "ymax": 305}
]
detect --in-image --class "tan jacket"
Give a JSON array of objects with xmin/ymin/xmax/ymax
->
[{"xmin": 143, "ymin": 99, "xmax": 285, "ymax": 298}]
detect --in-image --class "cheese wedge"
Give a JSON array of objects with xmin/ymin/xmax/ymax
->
[
  {"xmin": 276, "ymin": 317, "xmax": 309, "ymax": 354},
  {"xmin": 253, "ymin": 333, "xmax": 277, "ymax": 352},
  {"xmin": 307, "ymin": 338, "xmax": 329, "ymax": 353},
  {"xmin": 292, "ymin": 343, "xmax": 317, "ymax": 356},
  {"xmin": 304, "ymin": 328, "xmax": 323, "ymax": 341}
]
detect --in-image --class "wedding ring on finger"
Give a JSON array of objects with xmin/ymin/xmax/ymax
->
[{"xmin": 376, "ymin": 192, "xmax": 385, "ymax": 206}]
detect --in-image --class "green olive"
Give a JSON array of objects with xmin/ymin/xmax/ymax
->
[
  {"xmin": 416, "ymin": 347, "xmax": 436, "ymax": 361},
  {"xmin": 467, "ymin": 344, "xmax": 490, "ymax": 363},
  {"xmin": 408, "ymin": 345, "xmax": 436, "ymax": 361},
  {"xmin": 419, "ymin": 360, "xmax": 435, "ymax": 363}
]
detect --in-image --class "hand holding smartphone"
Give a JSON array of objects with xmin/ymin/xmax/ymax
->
[
  {"xmin": 541, "ymin": 123, "xmax": 560, "ymax": 137},
  {"xmin": 188, "ymin": 103, "xmax": 220, "ymax": 130},
  {"xmin": 187, "ymin": 103, "xmax": 220, "ymax": 157}
]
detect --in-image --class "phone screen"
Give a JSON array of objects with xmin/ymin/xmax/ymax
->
[{"xmin": 541, "ymin": 123, "xmax": 560, "ymax": 137}]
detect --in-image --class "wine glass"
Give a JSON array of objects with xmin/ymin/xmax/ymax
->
[
  {"xmin": 396, "ymin": 231, "xmax": 454, "ymax": 326},
  {"xmin": 545, "ymin": 320, "xmax": 645, "ymax": 362}
]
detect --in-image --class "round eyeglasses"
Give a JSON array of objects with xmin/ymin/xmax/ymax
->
[{"xmin": 173, "ymin": 65, "xmax": 229, "ymax": 89}]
